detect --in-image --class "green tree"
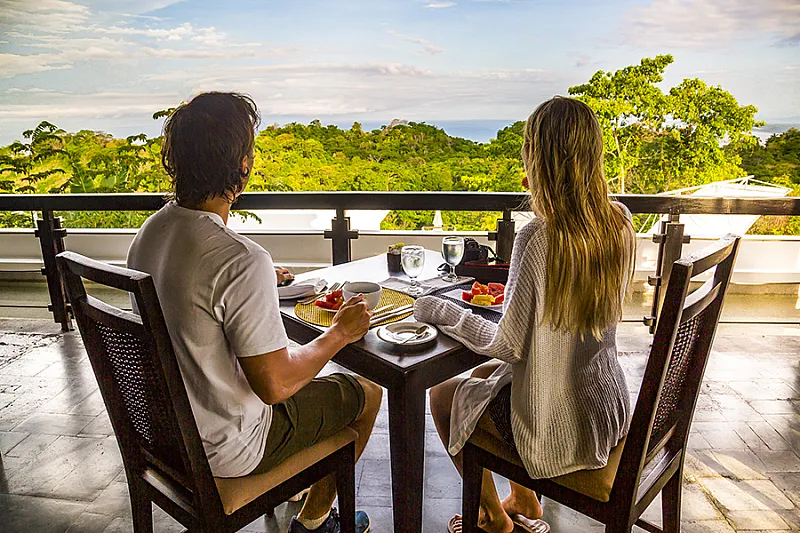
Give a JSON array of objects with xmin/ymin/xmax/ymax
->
[
  {"xmin": 569, "ymin": 55, "xmax": 760, "ymax": 195},
  {"xmin": 0, "ymin": 121, "xmax": 67, "ymax": 227},
  {"xmin": 569, "ymin": 55, "xmax": 673, "ymax": 193},
  {"xmin": 736, "ymin": 128, "xmax": 800, "ymax": 235}
]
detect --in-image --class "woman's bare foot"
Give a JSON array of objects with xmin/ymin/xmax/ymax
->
[
  {"xmin": 477, "ymin": 505, "xmax": 515, "ymax": 533},
  {"xmin": 501, "ymin": 490, "xmax": 543, "ymax": 521}
]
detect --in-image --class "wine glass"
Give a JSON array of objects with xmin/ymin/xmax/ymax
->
[
  {"xmin": 401, "ymin": 245, "xmax": 426, "ymax": 297},
  {"xmin": 441, "ymin": 236, "xmax": 465, "ymax": 282}
]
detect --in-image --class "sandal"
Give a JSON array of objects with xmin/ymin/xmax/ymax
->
[
  {"xmin": 287, "ymin": 487, "xmax": 310, "ymax": 502},
  {"xmin": 511, "ymin": 514, "xmax": 550, "ymax": 533}
]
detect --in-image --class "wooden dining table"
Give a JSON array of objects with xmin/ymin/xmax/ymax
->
[{"xmin": 279, "ymin": 250, "xmax": 489, "ymax": 533}]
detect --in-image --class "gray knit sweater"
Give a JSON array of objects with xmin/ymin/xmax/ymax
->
[{"xmin": 415, "ymin": 217, "xmax": 631, "ymax": 478}]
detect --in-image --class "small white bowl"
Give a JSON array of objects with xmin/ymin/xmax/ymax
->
[{"xmin": 342, "ymin": 282, "xmax": 382, "ymax": 310}]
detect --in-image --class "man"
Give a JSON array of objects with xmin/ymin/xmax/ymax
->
[{"xmin": 128, "ymin": 92, "xmax": 380, "ymax": 533}]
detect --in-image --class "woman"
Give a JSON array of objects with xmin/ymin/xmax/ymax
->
[{"xmin": 415, "ymin": 97, "xmax": 635, "ymax": 533}]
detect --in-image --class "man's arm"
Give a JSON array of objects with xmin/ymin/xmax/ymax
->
[{"xmin": 238, "ymin": 296, "xmax": 370, "ymax": 405}]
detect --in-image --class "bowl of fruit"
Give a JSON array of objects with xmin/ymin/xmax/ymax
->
[{"xmin": 461, "ymin": 282, "xmax": 505, "ymax": 309}]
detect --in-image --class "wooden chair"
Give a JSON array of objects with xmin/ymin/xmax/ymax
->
[
  {"xmin": 461, "ymin": 234, "xmax": 741, "ymax": 533},
  {"xmin": 57, "ymin": 251, "xmax": 358, "ymax": 533}
]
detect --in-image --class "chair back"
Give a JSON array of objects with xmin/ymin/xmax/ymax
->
[
  {"xmin": 611, "ymin": 234, "xmax": 740, "ymax": 504},
  {"xmin": 57, "ymin": 251, "xmax": 224, "ymax": 518}
]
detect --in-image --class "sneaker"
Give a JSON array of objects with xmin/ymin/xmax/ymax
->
[{"xmin": 287, "ymin": 508, "xmax": 370, "ymax": 533}]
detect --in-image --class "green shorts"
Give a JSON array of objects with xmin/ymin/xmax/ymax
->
[{"xmin": 250, "ymin": 373, "xmax": 365, "ymax": 474}]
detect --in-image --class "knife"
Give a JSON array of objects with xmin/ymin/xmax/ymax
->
[{"xmin": 369, "ymin": 304, "xmax": 414, "ymax": 327}]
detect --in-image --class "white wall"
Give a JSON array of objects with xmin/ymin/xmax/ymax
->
[{"xmin": 1, "ymin": 228, "xmax": 799, "ymax": 289}]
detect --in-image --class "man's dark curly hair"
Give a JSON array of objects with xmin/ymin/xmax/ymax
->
[{"xmin": 162, "ymin": 92, "xmax": 261, "ymax": 206}]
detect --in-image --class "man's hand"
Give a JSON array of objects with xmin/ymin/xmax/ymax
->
[
  {"xmin": 239, "ymin": 294, "xmax": 371, "ymax": 405},
  {"xmin": 274, "ymin": 266, "xmax": 294, "ymax": 286},
  {"xmin": 330, "ymin": 295, "xmax": 372, "ymax": 344}
]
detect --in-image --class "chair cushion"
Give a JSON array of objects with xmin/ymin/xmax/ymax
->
[
  {"xmin": 469, "ymin": 428, "xmax": 626, "ymax": 503},
  {"xmin": 214, "ymin": 427, "xmax": 358, "ymax": 515}
]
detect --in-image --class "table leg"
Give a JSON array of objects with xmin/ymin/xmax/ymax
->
[{"xmin": 388, "ymin": 378, "xmax": 427, "ymax": 533}]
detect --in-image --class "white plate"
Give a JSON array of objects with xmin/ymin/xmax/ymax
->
[
  {"xmin": 278, "ymin": 278, "xmax": 325, "ymax": 300},
  {"xmin": 377, "ymin": 322, "xmax": 438, "ymax": 346},
  {"xmin": 440, "ymin": 288, "xmax": 504, "ymax": 311}
]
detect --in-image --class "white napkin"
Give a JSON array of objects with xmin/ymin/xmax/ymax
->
[
  {"xmin": 379, "ymin": 275, "xmax": 474, "ymax": 296},
  {"xmin": 278, "ymin": 277, "xmax": 325, "ymax": 299}
]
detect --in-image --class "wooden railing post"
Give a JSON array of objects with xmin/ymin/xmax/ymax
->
[
  {"xmin": 488, "ymin": 210, "xmax": 515, "ymax": 262},
  {"xmin": 324, "ymin": 208, "xmax": 359, "ymax": 265},
  {"xmin": 644, "ymin": 213, "xmax": 690, "ymax": 333},
  {"xmin": 34, "ymin": 210, "xmax": 72, "ymax": 331}
]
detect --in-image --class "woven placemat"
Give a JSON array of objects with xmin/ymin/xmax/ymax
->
[
  {"xmin": 295, "ymin": 288, "xmax": 415, "ymax": 327},
  {"xmin": 429, "ymin": 283, "xmax": 503, "ymax": 324}
]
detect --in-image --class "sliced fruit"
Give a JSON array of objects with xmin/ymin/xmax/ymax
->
[
  {"xmin": 494, "ymin": 294, "xmax": 504, "ymax": 305},
  {"xmin": 325, "ymin": 289, "xmax": 343, "ymax": 303},
  {"xmin": 487, "ymin": 283, "xmax": 505, "ymax": 297},
  {"xmin": 315, "ymin": 300, "xmax": 337, "ymax": 310},
  {"xmin": 461, "ymin": 291, "xmax": 474, "ymax": 302},
  {"xmin": 471, "ymin": 282, "xmax": 488, "ymax": 296},
  {"xmin": 471, "ymin": 294, "xmax": 495, "ymax": 306}
]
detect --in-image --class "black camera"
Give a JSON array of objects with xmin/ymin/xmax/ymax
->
[{"xmin": 462, "ymin": 237, "xmax": 491, "ymax": 263}]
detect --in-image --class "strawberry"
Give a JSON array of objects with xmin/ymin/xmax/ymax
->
[{"xmin": 315, "ymin": 300, "xmax": 337, "ymax": 310}]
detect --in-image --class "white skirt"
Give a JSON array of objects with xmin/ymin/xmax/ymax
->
[{"xmin": 448, "ymin": 362, "xmax": 513, "ymax": 456}]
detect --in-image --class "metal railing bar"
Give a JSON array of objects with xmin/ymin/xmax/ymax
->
[{"xmin": 0, "ymin": 192, "xmax": 798, "ymax": 216}]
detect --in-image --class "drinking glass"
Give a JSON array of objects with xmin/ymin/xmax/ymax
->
[
  {"xmin": 441, "ymin": 236, "xmax": 465, "ymax": 282},
  {"xmin": 401, "ymin": 245, "xmax": 426, "ymax": 297}
]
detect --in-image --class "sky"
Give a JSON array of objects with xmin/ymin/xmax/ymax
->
[{"xmin": 1, "ymin": 0, "xmax": 799, "ymax": 145}]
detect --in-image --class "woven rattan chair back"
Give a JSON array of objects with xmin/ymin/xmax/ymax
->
[
  {"xmin": 58, "ymin": 251, "xmax": 359, "ymax": 533},
  {"xmin": 611, "ymin": 234, "xmax": 740, "ymax": 509},
  {"xmin": 56, "ymin": 251, "xmax": 226, "ymax": 522},
  {"xmin": 461, "ymin": 234, "xmax": 741, "ymax": 533}
]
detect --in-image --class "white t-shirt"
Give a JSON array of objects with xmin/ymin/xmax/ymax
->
[{"xmin": 127, "ymin": 201, "xmax": 289, "ymax": 478}]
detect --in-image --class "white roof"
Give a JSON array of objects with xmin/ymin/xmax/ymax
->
[{"xmin": 645, "ymin": 177, "xmax": 790, "ymax": 237}]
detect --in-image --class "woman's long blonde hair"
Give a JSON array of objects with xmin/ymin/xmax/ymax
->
[{"xmin": 523, "ymin": 97, "xmax": 635, "ymax": 339}]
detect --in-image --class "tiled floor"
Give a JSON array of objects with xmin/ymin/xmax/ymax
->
[{"xmin": 0, "ymin": 317, "xmax": 798, "ymax": 532}]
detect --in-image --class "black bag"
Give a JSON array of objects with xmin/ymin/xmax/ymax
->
[{"xmin": 455, "ymin": 238, "xmax": 509, "ymax": 284}]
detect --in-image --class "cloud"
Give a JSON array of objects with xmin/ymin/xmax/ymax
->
[
  {"xmin": 623, "ymin": 0, "xmax": 800, "ymax": 48},
  {"xmin": 425, "ymin": 2, "xmax": 456, "ymax": 8},
  {"xmin": 140, "ymin": 46, "xmax": 260, "ymax": 59},
  {"xmin": 96, "ymin": 22, "xmax": 196, "ymax": 40},
  {"xmin": 82, "ymin": 0, "xmax": 185, "ymax": 16},
  {"xmin": 138, "ymin": 62, "xmax": 556, "ymax": 119},
  {"xmin": 388, "ymin": 30, "xmax": 445, "ymax": 55},
  {"xmin": 191, "ymin": 27, "xmax": 226, "ymax": 46},
  {"xmin": 0, "ymin": 0, "xmax": 90, "ymax": 32},
  {"xmin": 0, "ymin": 53, "xmax": 73, "ymax": 78},
  {"xmin": 1, "ymin": 21, "xmax": 285, "ymax": 77},
  {"xmin": 0, "ymin": 91, "xmax": 182, "ymax": 120},
  {"xmin": 0, "ymin": 60, "xmax": 564, "ymax": 144},
  {"xmin": 15, "ymin": 34, "xmax": 134, "ymax": 54}
]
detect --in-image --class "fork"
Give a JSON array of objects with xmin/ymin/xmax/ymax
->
[{"xmin": 299, "ymin": 282, "xmax": 341, "ymax": 305}]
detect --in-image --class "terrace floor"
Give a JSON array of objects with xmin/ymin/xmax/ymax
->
[{"xmin": 0, "ymin": 317, "xmax": 798, "ymax": 533}]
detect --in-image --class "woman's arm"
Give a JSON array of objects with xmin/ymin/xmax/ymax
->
[
  {"xmin": 414, "ymin": 218, "xmax": 545, "ymax": 363},
  {"xmin": 414, "ymin": 296, "xmax": 521, "ymax": 363}
]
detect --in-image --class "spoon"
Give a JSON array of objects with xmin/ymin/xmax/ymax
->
[{"xmin": 399, "ymin": 325, "xmax": 429, "ymax": 345}]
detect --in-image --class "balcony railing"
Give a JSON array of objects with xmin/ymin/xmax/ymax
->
[{"xmin": 2, "ymin": 192, "xmax": 799, "ymax": 332}]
